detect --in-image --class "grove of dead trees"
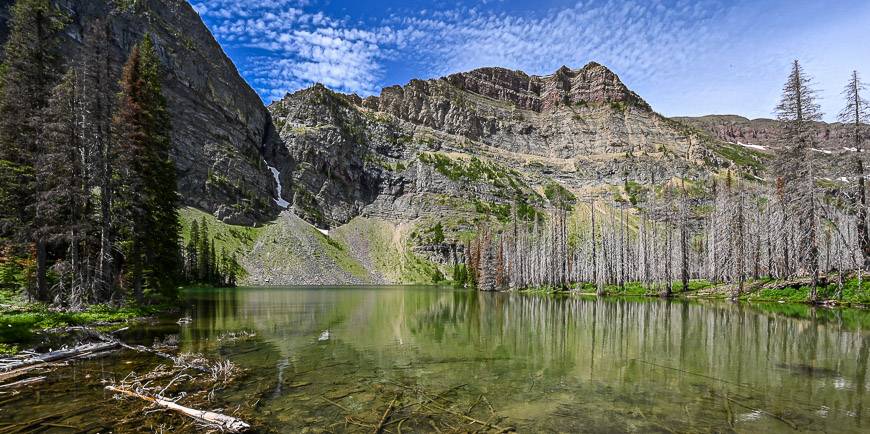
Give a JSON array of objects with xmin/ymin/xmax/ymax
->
[{"xmin": 464, "ymin": 62, "xmax": 869, "ymax": 302}]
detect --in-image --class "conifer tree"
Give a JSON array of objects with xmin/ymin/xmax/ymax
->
[
  {"xmin": 81, "ymin": 21, "xmax": 117, "ymax": 301},
  {"xmin": 113, "ymin": 35, "xmax": 179, "ymax": 301},
  {"xmin": 197, "ymin": 217, "xmax": 209, "ymax": 282},
  {"xmin": 38, "ymin": 68, "xmax": 91, "ymax": 306},
  {"xmin": 209, "ymin": 239, "xmax": 217, "ymax": 285},
  {"xmin": 227, "ymin": 253, "xmax": 237, "ymax": 287},
  {"xmin": 0, "ymin": 0, "xmax": 66, "ymax": 301},
  {"xmin": 186, "ymin": 219, "xmax": 199, "ymax": 281}
]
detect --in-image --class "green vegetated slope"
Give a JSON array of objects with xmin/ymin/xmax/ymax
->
[
  {"xmin": 331, "ymin": 218, "xmax": 447, "ymax": 284},
  {"xmin": 179, "ymin": 207, "xmax": 445, "ymax": 286}
]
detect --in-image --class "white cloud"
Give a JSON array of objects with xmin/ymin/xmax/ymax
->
[
  {"xmin": 193, "ymin": 0, "xmax": 738, "ymax": 104},
  {"xmin": 192, "ymin": 0, "xmax": 391, "ymax": 101},
  {"xmin": 191, "ymin": 0, "xmax": 870, "ymax": 121},
  {"xmin": 390, "ymin": 0, "xmax": 735, "ymax": 91}
]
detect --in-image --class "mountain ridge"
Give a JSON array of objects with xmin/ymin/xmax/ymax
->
[{"xmin": 0, "ymin": 0, "xmax": 856, "ymax": 286}]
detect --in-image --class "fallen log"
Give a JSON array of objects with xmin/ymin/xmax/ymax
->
[
  {"xmin": 0, "ymin": 341, "xmax": 119, "ymax": 381},
  {"xmin": 0, "ymin": 376, "xmax": 45, "ymax": 389},
  {"xmin": 105, "ymin": 385, "xmax": 250, "ymax": 432}
]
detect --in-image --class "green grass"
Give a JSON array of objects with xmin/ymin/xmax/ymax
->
[
  {"xmin": 179, "ymin": 207, "xmax": 262, "ymax": 268},
  {"xmin": 334, "ymin": 218, "xmax": 446, "ymax": 284},
  {"xmin": 544, "ymin": 180, "xmax": 577, "ymax": 209},
  {"xmin": 0, "ymin": 302, "xmax": 167, "ymax": 351},
  {"xmin": 742, "ymin": 277, "xmax": 870, "ymax": 305},
  {"xmin": 310, "ymin": 225, "xmax": 371, "ymax": 281},
  {"xmin": 418, "ymin": 152, "xmax": 537, "ymax": 202},
  {"xmin": 524, "ymin": 280, "xmax": 713, "ymax": 297}
]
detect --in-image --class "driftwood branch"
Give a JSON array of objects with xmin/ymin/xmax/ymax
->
[
  {"xmin": 106, "ymin": 385, "xmax": 250, "ymax": 432},
  {"xmin": 373, "ymin": 394, "xmax": 400, "ymax": 433}
]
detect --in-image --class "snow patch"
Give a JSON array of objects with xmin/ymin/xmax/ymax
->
[
  {"xmin": 265, "ymin": 161, "xmax": 290, "ymax": 209},
  {"xmin": 317, "ymin": 228, "xmax": 330, "ymax": 236},
  {"xmin": 812, "ymin": 148, "xmax": 833, "ymax": 155},
  {"xmin": 318, "ymin": 330, "xmax": 331, "ymax": 341},
  {"xmin": 735, "ymin": 141, "xmax": 767, "ymax": 151}
]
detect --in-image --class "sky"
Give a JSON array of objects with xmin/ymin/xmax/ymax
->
[{"xmin": 190, "ymin": 0, "xmax": 870, "ymax": 121}]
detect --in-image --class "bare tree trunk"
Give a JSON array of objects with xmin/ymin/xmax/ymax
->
[{"xmin": 36, "ymin": 240, "xmax": 49, "ymax": 302}]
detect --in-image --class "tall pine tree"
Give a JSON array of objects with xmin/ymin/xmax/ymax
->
[
  {"xmin": 38, "ymin": 67, "xmax": 92, "ymax": 307},
  {"xmin": 113, "ymin": 35, "xmax": 180, "ymax": 302},
  {"xmin": 80, "ymin": 21, "xmax": 118, "ymax": 302},
  {"xmin": 0, "ymin": 0, "xmax": 66, "ymax": 301}
]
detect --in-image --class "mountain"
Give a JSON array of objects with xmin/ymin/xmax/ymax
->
[
  {"xmin": 0, "ymin": 0, "xmax": 287, "ymax": 225},
  {"xmin": 248, "ymin": 63, "xmax": 778, "ymax": 284},
  {"xmin": 270, "ymin": 63, "xmax": 764, "ymax": 229},
  {"xmin": 0, "ymin": 0, "xmax": 834, "ymax": 286}
]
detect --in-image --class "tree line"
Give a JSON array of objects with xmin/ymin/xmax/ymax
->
[
  {"xmin": 461, "ymin": 60, "xmax": 869, "ymax": 302},
  {"xmin": 0, "ymin": 0, "xmax": 227, "ymax": 308},
  {"xmin": 184, "ymin": 218, "xmax": 239, "ymax": 288}
]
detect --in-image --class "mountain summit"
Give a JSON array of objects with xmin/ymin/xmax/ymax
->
[{"xmin": 438, "ymin": 62, "xmax": 650, "ymax": 112}]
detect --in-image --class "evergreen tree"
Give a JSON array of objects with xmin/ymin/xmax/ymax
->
[
  {"xmin": 113, "ymin": 35, "xmax": 179, "ymax": 301},
  {"xmin": 197, "ymin": 217, "xmax": 209, "ymax": 282},
  {"xmin": 186, "ymin": 219, "xmax": 199, "ymax": 281},
  {"xmin": 38, "ymin": 68, "xmax": 92, "ymax": 306},
  {"xmin": 81, "ymin": 21, "xmax": 117, "ymax": 302},
  {"xmin": 209, "ymin": 239, "xmax": 217, "ymax": 285},
  {"xmin": 227, "ymin": 253, "xmax": 237, "ymax": 287},
  {"xmin": 219, "ymin": 247, "xmax": 229, "ymax": 287},
  {"xmin": 0, "ymin": 0, "xmax": 66, "ymax": 301}
]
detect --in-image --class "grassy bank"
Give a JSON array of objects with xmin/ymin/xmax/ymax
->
[
  {"xmin": 519, "ymin": 280, "xmax": 714, "ymax": 296},
  {"xmin": 516, "ymin": 276, "xmax": 870, "ymax": 307},
  {"xmin": 0, "ymin": 289, "xmax": 170, "ymax": 355}
]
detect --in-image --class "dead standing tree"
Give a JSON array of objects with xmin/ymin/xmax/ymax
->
[
  {"xmin": 839, "ymin": 71, "xmax": 870, "ymax": 268},
  {"xmin": 773, "ymin": 60, "xmax": 824, "ymax": 302}
]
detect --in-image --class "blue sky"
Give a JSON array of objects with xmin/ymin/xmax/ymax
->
[{"xmin": 191, "ymin": 0, "xmax": 870, "ymax": 121}]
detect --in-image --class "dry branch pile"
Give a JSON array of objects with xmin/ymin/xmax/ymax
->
[{"xmin": 0, "ymin": 326, "xmax": 252, "ymax": 432}]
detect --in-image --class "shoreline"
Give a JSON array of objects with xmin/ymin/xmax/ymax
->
[{"xmin": 515, "ymin": 277, "xmax": 870, "ymax": 309}]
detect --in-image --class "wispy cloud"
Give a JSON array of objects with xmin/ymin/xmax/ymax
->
[
  {"xmin": 192, "ymin": 0, "xmax": 737, "ymax": 103},
  {"xmin": 191, "ymin": 0, "xmax": 870, "ymax": 119},
  {"xmin": 192, "ymin": 0, "xmax": 395, "ymax": 100},
  {"xmin": 391, "ymin": 0, "xmax": 734, "ymax": 87}
]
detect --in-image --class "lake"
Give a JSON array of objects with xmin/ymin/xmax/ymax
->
[{"xmin": 2, "ymin": 286, "xmax": 869, "ymax": 433}]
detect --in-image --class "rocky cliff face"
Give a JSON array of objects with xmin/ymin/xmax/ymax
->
[
  {"xmin": 675, "ymin": 115, "xmax": 850, "ymax": 151},
  {"xmin": 270, "ymin": 62, "xmax": 752, "ymax": 230},
  {"xmin": 0, "ymin": 0, "xmax": 286, "ymax": 225}
]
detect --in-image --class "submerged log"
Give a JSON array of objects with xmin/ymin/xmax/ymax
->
[
  {"xmin": 0, "ymin": 341, "xmax": 120, "ymax": 382},
  {"xmin": 0, "ymin": 376, "xmax": 46, "ymax": 389},
  {"xmin": 105, "ymin": 385, "xmax": 250, "ymax": 432}
]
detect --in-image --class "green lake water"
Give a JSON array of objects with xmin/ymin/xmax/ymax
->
[{"xmin": 2, "ymin": 286, "xmax": 870, "ymax": 433}]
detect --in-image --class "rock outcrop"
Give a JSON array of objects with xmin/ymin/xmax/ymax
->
[
  {"xmin": 0, "ymin": 0, "xmax": 287, "ymax": 225},
  {"xmin": 675, "ymin": 115, "xmax": 850, "ymax": 151},
  {"xmin": 270, "ymin": 62, "xmax": 746, "ymax": 229}
]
